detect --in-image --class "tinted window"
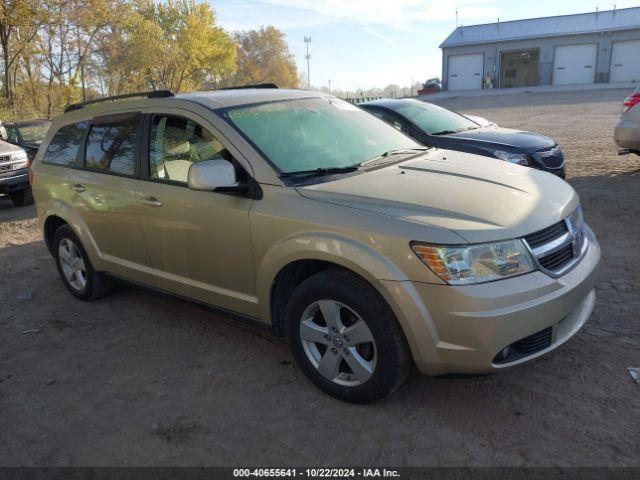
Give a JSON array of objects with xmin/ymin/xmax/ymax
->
[
  {"xmin": 224, "ymin": 97, "xmax": 418, "ymax": 173},
  {"xmin": 368, "ymin": 109, "xmax": 410, "ymax": 133},
  {"xmin": 84, "ymin": 116, "xmax": 138, "ymax": 175},
  {"xmin": 394, "ymin": 101, "xmax": 479, "ymax": 135},
  {"xmin": 5, "ymin": 126, "xmax": 20, "ymax": 143},
  {"xmin": 149, "ymin": 115, "xmax": 229, "ymax": 183},
  {"xmin": 43, "ymin": 121, "xmax": 89, "ymax": 166}
]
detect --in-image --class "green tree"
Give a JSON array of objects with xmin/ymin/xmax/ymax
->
[
  {"xmin": 0, "ymin": 0, "xmax": 42, "ymax": 103},
  {"xmin": 224, "ymin": 26, "xmax": 298, "ymax": 88}
]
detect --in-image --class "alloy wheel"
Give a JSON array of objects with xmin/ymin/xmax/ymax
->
[
  {"xmin": 299, "ymin": 300, "xmax": 377, "ymax": 386},
  {"xmin": 58, "ymin": 238, "xmax": 87, "ymax": 291}
]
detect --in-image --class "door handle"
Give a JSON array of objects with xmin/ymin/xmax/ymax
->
[
  {"xmin": 140, "ymin": 196, "xmax": 163, "ymax": 207},
  {"xmin": 70, "ymin": 184, "xmax": 85, "ymax": 193}
]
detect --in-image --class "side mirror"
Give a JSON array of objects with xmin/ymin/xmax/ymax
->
[{"xmin": 188, "ymin": 159, "xmax": 244, "ymax": 192}]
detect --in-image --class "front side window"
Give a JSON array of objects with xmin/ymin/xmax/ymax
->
[
  {"xmin": 394, "ymin": 101, "xmax": 479, "ymax": 135},
  {"xmin": 5, "ymin": 126, "xmax": 19, "ymax": 143},
  {"xmin": 43, "ymin": 121, "xmax": 89, "ymax": 166},
  {"xmin": 223, "ymin": 97, "xmax": 419, "ymax": 174},
  {"xmin": 84, "ymin": 115, "xmax": 138, "ymax": 176},
  {"xmin": 149, "ymin": 115, "xmax": 229, "ymax": 184}
]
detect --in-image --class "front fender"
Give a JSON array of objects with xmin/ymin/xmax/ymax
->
[{"xmin": 256, "ymin": 231, "xmax": 442, "ymax": 370}]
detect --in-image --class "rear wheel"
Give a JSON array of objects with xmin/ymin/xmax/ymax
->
[
  {"xmin": 52, "ymin": 225, "xmax": 114, "ymax": 300},
  {"xmin": 10, "ymin": 188, "xmax": 34, "ymax": 207},
  {"xmin": 285, "ymin": 269, "xmax": 411, "ymax": 403}
]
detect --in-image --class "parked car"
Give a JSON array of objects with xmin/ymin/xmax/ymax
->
[
  {"xmin": 1, "ymin": 118, "xmax": 51, "ymax": 161},
  {"xmin": 361, "ymin": 99, "xmax": 566, "ymax": 178},
  {"xmin": 0, "ymin": 140, "xmax": 34, "ymax": 206},
  {"xmin": 614, "ymin": 85, "xmax": 640, "ymax": 155},
  {"xmin": 32, "ymin": 88, "xmax": 599, "ymax": 403}
]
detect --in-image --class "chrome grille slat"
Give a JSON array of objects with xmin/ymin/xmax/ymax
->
[{"xmin": 523, "ymin": 213, "xmax": 587, "ymax": 277}]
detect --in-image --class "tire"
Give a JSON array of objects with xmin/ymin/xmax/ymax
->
[
  {"xmin": 52, "ymin": 224, "xmax": 114, "ymax": 301},
  {"xmin": 10, "ymin": 188, "xmax": 34, "ymax": 207},
  {"xmin": 285, "ymin": 269, "xmax": 411, "ymax": 403}
]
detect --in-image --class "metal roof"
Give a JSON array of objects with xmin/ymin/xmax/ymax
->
[{"xmin": 440, "ymin": 6, "xmax": 640, "ymax": 48}]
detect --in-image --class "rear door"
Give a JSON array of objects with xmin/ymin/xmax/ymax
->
[
  {"xmin": 69, "ymin": 112, "xmax": 152, "ymax": 283},
  {"xmin": 136, "ymin": 110, "xmax": 257, "ymax": 317},
  {"xmin": 553, "ymin": 44, "xmax": 597, "ymax": 85}
]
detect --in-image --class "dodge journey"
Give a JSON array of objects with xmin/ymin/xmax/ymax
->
[{"xmin": 32, "ymin": 87, "xmax": 600, "ymax": 403}]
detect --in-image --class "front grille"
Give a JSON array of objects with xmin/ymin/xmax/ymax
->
[
  {"xmin": 533, "ymin": 147, "xmax": 564, "ymax": 169},
  {"xmin": 539, "ymin": 243, "xmax": 574, "ymax": 271},
  {"xmin": 512, "ymin": 327, "xmax": 552, "ymax": 354},
  {"xmin": 0, "ymin": 155, "xmax": 10, "ymax": 163},
  {"xmin": 524, "ymin": 214, "xmax": 586, "ymax": 275},
  {"xmin": 524, "ymin": 221, "xmax": 568, "ymax": 249},
  {"xmin": 0, "ymin": 163, "xmax": 11, "ymax": 173}
]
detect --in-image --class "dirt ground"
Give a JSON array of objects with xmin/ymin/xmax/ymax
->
[{"xmin": 1, "ymin": 87, "xmax": 639, "ymax": 467}]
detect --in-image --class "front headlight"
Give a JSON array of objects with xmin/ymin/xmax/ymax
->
[
  {"xmin": 493, "ymin": 150, "xmax": 528, "ymax": 165},
  {"xmin": 11, "ymin": 150, "xmax": 29, "ymax": 170},
  {"xmin": 412, "ymin": 239, "xmax": 535, "ymax": 285}
]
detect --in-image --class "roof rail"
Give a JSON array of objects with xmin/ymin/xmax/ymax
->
[
  {"xmin": 64, "ymin": 90, "xmax": 174, "ymax": 113},
  {"xmin": 218, "ymin": 83, "xmax": 279, "ymax": 90}
]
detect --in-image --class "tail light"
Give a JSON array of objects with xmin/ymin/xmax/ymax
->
[
  {"xmin": 623, "ymin": 93, "xmax": 640, "ymax": 112},
  {"xmin": 28, "ymin": 162, "xmax": 33, "ymax": 185}
]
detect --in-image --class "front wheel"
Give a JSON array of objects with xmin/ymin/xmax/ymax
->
[{"xmin": 285, "ymin": 269, "xmax": 411, "ymax": 403}]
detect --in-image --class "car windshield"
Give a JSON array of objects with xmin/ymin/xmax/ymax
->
[
  {"xmin": 223, "ymin": 97, "xmax": 420, "ymax": 174},
  {"xmin": 17, "ymin": 121, "xmax": 51, "ymax": 142},
  {"xmin": 394, "ymin": 101, "xmax": 479, "ymax": 135}
]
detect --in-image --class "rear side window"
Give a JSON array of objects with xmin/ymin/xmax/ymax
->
[
  {"xmin": 42, "ymin": 121, "xmax": 89, "ymax": 166},
  {"xmin": 84, "ymin": 115, "xmax": 139, "ymax": 176}
]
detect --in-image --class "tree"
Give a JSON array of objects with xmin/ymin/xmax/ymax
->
[
  {"xmin": 124, "ymin": 0, "xmax": 236, "ymax": 92},
  {"xmin": 0, "ymin": 0, "xmax": 42, "ymax": 103},
  {"xmin": 223, "ymin": 26, "xmax": 298, "ymax": 88}
]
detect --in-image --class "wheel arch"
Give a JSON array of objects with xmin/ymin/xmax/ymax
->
[
  {"xmin": 40, "ymin": 201, "xmax": 102, "ymax": 268},
  {"xmin": 258, "ymin": 232, "xmax": 410, "ymax": 336}
]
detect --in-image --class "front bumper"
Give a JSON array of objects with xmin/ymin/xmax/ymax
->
[
  {"xmin": 381, "ymin": 225, "xmax": 600, "ymax": 375},
  {"xmin": 0, "ymin": 170, "xmax": 30, "ymax": 194}
]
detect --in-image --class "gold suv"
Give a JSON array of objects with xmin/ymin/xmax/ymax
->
[{"xmin": 32, "ymin": 88, "xmax": 600, "ymax": 403}]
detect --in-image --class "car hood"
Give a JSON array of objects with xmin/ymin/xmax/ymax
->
[
  {"xmin": 442, "ymin": 126, "xmax": 555, "ymax": 151},
  {"xmin": 0, "ymin": 139, "xmax": 26, "ymax": 155},
  {"xmin": 297, "ymin": 149, "xmax": 578, "ymax": 244}
]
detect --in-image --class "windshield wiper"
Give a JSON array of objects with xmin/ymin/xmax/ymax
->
[
  {"xmin": 359, "ymin": 147, "xmax": 430, "ymax": 167},
  {"xmin": 432, "ymin": 126, "xmax": 476, "ymax": 135},
  {"xmin": 279, "ymin": 166, "xmax": 359, "ymax": 179}
]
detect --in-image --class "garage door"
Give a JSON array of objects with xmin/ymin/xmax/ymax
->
[
  {"xmin": 610, "ymin": 40, "xmax": 640, "ymax": 83},
  {"xmin": 553, "ymin": 44, "xmax": 597, "ymax": 85},
  {"xmin": 448, "ymin": 54, "xmax": 483, "ymax": 91}
]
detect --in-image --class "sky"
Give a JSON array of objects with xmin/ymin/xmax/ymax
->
[{"xmin": 212, "ymin": 0, "xmax": 640, "ymax": 91}]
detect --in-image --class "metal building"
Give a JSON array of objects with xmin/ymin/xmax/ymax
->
[{"xmin": 440, "ymin": 7, "xmax": 640, "ymax": 91}]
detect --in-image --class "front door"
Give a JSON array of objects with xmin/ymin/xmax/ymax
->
[{"xmin": 136, "ymin": 112, "xmax": 258, "ymax": 317}]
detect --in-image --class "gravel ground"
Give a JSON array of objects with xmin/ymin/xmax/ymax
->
[{"xmin": 1, "ymin": 87, "xmax": 639, "ymax": 467}]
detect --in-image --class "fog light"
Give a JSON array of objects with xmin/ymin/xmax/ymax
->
[{"xmin": 501, "ymin": 346, "xmax": 511, "ymax": 358}]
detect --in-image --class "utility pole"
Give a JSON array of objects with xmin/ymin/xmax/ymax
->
[
  {"xmin": 328, "ymin": 79, "xmax": 331, "ymax": 93},
  {"xmin": 304, "ymin": 37, "xmax": 311, "ymax": 88}
]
